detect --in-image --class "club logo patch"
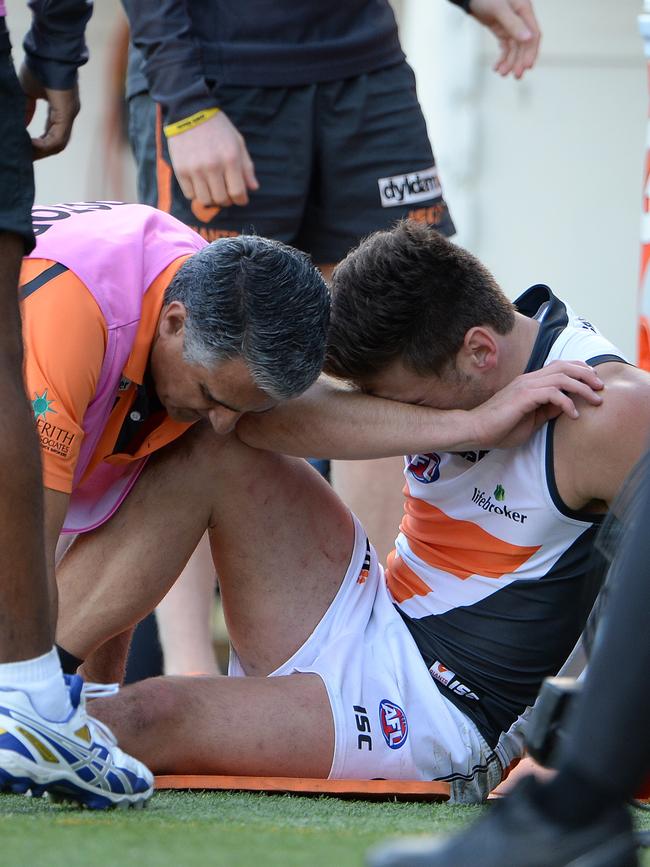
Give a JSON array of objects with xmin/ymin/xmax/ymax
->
[
  {"xmin": 407, "ymin": 453, "xmax": 441, "ymax": 484},
  {"xmin": 379, "ymin": 699, "xmax": 408, "ymax": 749}
]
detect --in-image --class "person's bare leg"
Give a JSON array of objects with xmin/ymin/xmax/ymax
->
[
  {"xmin": 59, "ymin": 425, "xmax": 354, "ymax": 773},
  {"xmin": 0, "ymin": 233, "xmax": 51, "ymax": 661},
  {"xmin": 91, "ymin": 673, "xmax": 333, "ymax": 777},
  {"xmin": 155, "ymin": 532, "xmax": 220, "ymax": 675}
]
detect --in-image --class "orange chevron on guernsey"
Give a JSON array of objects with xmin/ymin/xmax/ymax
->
[{"xmin": 386, "ymin": 498, "xmax": 541, "ymax": 600}]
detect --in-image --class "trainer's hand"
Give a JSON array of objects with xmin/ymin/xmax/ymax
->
[
  {"xmin": 18, "ymin": 63, "xmax": 80, "ymax": 160},
  {"xmin": 469, "ymin": 0, "xmax": 541, "ymax": 79},
  {"xmin": 167, "ymin": 110, "xmax": 259, "ymax": 208},
  {"xmin": 470, "ymin": 360, "xmax": 604, "ymax": 449}
]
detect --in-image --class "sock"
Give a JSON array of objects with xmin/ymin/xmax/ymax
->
[{"xmin": 0, "ymin": 647, "xmax": 72, "ymax": 721}]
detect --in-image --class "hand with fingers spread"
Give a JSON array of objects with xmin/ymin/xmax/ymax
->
[
  {"xmin": 468, "ymin": 0, "xmax": 541, "ymax": 79},
  {"xmin": 167, "ymin": 110, "xmax": 259, "ymax": 209},
  {"xmin": 470, "ymin": 360, "xmax": 604, "ymax": 450},
  {"xmin": 18, "ymin": 63, "xmax": 80, "ymax": 160}
]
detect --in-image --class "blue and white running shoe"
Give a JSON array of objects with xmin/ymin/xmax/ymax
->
[{"xmin": 0, "ymin": 675, "xmax": 153, "ymax": 809}]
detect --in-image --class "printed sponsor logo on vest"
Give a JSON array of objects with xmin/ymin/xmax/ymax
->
[
  {"xmin": 37, "ymin": 419, "xmax": 76, "ymax": 458},
  {"xmin": 377, "ymin": 166, "xmax": 442, "ymax": 208},
  {"xmin": 471, "ymin": 487, "xmax": 528, "ymax": 523},
  {"xmin": 407, "ymin": 452, "xmax": 441, "ymax": 484},
  {"xmin": 429, "ymin": 661, "xmax": 480, "ymax": 701},
  {"xmin": 379, "ymin": 699, "xmax": 408, "ymax": 749}
]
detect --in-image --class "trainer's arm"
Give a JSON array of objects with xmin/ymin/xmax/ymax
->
[
  {"xmin": 554, "ymin": 363, "xmax": 650, "ymax": 511},
  {"xmin": 237, "ymin": 361, "xmax": 604, "ymax": 459}
]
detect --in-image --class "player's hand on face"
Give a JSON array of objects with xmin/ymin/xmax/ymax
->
[
  {"xmin": 471, "ymin": 360, "xmax": 604, "ymax": 450},
  {"xmin": 18, "ymin": 63, "xmax": 80, "ymax": 160},
  {"xmin": 167, "ymin": 110, "xmax": 259, "ymax": 208},
  {"xmin": 468, "ymin": 0, "xmax": 541, "ymax": 79}
]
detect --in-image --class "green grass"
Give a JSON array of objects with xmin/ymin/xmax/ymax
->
[{"xmin": 0, "ymin": 791, "xmax": 649, "ymax": 866}]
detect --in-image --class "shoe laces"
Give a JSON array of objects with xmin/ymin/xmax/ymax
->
[
  {"xmin": 64, "ymin": 674, "xmax": 120, "ymax": 707},
  {"xmin": 64, "ymin": 675, "xmax": 121, "ymax": 746}
]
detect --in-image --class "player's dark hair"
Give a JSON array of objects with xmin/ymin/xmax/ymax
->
[
  {"xmin": 165, "ymin": 236, "xmax": 330, "ymax": 400},
  {"xmin": 325, "ymin": 221, "xmax": 515, "ymax": 385}
]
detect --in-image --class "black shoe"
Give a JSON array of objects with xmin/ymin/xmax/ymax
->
[{"xmin": 366, "ymin": 777, "xmax": 638, "ymax": 867}]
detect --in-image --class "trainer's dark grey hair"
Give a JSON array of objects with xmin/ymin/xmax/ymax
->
[{"xmin": 164, "ymin": 236, "xmax": 330, "ymax": 400}]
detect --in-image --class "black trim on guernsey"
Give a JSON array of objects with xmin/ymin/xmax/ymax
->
[
  {"xmin": 19, "ymin": 263, "xmax": 69, "ymax": 301},
  {"xmin": 545, "ymin": 423, "xmax": 607, "ymax": 524},
  {"xmin": 585, "ymin": 353, "xmax": 629, "ymax": 367},
  {"xmin": 517, "ymin": 284, "xmax": 569, "ymax": 373}
]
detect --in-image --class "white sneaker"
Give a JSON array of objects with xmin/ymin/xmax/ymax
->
[{"xmin": 0, "ymin": 675, "xmax": 153, "ymax": 809}]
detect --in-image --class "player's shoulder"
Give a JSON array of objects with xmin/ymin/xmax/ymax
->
[{"xmin": 554, "ymin": 361, "xmax": 650, "ymax": 509}]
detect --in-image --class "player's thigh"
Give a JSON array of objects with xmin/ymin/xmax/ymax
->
[
  {"xmin": 296, "ymin": 61, "xmax": 455, "ymax": 264},
  {"xmin": 94, "ymin": 672, "xmax": 334, "ymax": 777},
  {"xmin": 205, "ymin": 436, "xmax": 355, "ymax": 675},
  {"xmin": 128, "ymin": 87, "xmax": 315, "ymax": 244}
]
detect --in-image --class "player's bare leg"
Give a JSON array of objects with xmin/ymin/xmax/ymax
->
[{"xmin": 90, "ymin": 673, "xmax": 333, "ymax": 777}]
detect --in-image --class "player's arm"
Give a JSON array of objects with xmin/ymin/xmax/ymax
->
[
  {"xmin": 122, "ymin": 0, "xmax": 257, "ymax": 207},
  {"xmin": 553, "ymin": 363, "xmax": 650, "ymax": 511},
  {"xmin": 450, "ymin": 0, "xmax": 541, "ymax": 80},
  {"xmin": 20, "ymin": 0, "xmax": 93, "ymax": 158},
  {"xmin": 236, "ymin": 360, "xmax": 604, "ymax": 459}
]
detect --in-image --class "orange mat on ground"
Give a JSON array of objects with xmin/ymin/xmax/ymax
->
[{"xmin": 154, "ymin": 775, "xmax": 450, "ymax": 802}]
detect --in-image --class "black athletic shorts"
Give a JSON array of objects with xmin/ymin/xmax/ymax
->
[
  {"xmin": 0, "ymin": 19, "xmax": 35, "ymax": 253},
  {"xmin": 128, "ymin": 61, "xmax": 455, "ymax": 264}
]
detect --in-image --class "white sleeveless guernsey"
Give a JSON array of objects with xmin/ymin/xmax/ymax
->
[{"xmin": 385, "ymin": 285, "xmax": 627, "ymax": 756}]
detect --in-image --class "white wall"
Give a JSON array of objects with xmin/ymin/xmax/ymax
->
[{"xmin": 400, "ymin": 0, "xmax": 646, "ymax": 358}]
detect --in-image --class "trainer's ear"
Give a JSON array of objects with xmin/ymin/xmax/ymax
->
[
  {"xmin": 460, "ymin": 326, "xmax": 498, "ymax": 372},
  {"xmin": 158, "ymin": 301, "xmax": 187, "ymax": 339}
]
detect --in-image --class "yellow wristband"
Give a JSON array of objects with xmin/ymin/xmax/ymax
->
[{"xmin": 163, "ymin": 107, "xmax": 220, "ymax": 138}]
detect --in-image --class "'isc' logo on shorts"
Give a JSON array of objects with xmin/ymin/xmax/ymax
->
[{"xmin": 379, "ymin": 699, "xmax": 408, "ymax": 749}]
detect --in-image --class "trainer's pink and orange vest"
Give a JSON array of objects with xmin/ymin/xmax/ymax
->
[{"xmin": 28, "ymin": 202, "xmax": 206, "ymax": 532}]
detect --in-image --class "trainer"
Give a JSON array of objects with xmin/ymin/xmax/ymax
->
[{"xmin": 20, "ymin": 201, "xmax": 329, "ymax": 672}]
